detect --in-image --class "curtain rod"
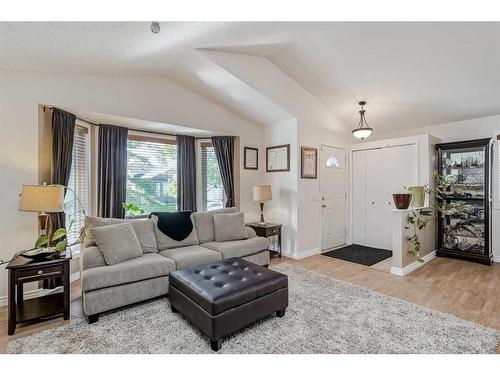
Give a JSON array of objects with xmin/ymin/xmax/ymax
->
[{"xmin": 42, "ymin": 105, "xmax": 213, "ymax": 140}]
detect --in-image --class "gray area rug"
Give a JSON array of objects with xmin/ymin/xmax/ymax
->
[{"xmin": 7, "ymin": 264, "xmax": 498, "ymax": 354}]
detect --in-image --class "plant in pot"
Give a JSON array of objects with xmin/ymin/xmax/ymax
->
[{"xmin": 405, "ymin": 173, "xmax": 467, "ymax": 261}]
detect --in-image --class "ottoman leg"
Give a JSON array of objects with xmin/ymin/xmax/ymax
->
[
  {"xmin": 87, "ymin": 314, "xmax": 99, "ymax": 324},
  {"xmin": 210, "ymin": 338, "xmax": 222, "ymax": 352},
  {"xmin": 171, "ymin": 304, "xmax": 178, "ymax": 313},
  {"xmin": 276, "ymin": 308, "xmax": 286, "ymax": 318}
]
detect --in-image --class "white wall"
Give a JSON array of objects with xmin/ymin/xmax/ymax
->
[
  {"xmin": 201, "ymin": 50, "xmax": 354, "ymax": 257},
  {"xmin": 371, "ymin": 115, "xmax": 500, "ymax": 262},
  {"xmin": 0, "ymin": 69, "xmax": 265, "ymax": 302},
  {"xmin": 263, "ymin": 119, "xmax": 299, "ymax": 255}
]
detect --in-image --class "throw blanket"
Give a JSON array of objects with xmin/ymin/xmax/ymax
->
[{"xmin": 149, "ymin": 211, "xmax": 193, "ymax": 241}]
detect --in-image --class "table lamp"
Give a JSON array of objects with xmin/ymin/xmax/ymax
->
[
  {"xmin": 253, "ymin": 185, "xmax": 272, "ymax": 224},
  {"xmin": 19, "ymin": 184, "xmax": 65, "ymax": 236}
]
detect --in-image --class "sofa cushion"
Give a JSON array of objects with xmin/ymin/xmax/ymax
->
[
  {"xmin": 202, "ymin": 236, "xmax": 270, "ymax": 259},
  {"xmin": 80, "ymin": 246, "xmax": 106, "ymax": 271},
  {"xmin": 214, "ymin": 212, "xmax": 248, "ymax": 242},
  {"xmin": 151, "ymin": 214, "xmax": 199, "ymax": 250},
  {"xmin": 159, "ymin": 245, "xmax": 222, "ymax": 270},
  {"xmin": 84, "ymin": 216, "xmax": 158, "ymax": 253},
  {"xmin": 81, "ymin": 253, "xmax": 175, "ymax": 292},
  {"xmin": 91, "ymin": 223, "xmax": 144, "ymax": 265},
  {"xmin": 192, "ymin": 207, "xmax": 238, "ymax": 244}
]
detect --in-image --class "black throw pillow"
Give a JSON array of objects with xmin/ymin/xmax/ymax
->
[{"xmin": 149, "ymin": 211, "xmax": 193, "ymax": 241}]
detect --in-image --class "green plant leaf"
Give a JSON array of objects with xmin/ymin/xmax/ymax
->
[
  {"xmin": 35, "ymin": 235, "xmax": 48, "ymax": 248},
  {"xmin": 55, "ymin": 239, "xmax": 67, "ymax": 253},
  {"xmin": 51, "ymin": 228, "xmax": 67, "ymax": 241}
]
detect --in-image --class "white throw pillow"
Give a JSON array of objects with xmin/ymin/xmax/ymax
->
[{"xmin": 213, "ymin": 212, "xmax": 249, "ymax": 242}]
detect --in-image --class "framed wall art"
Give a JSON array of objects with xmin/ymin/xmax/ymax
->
[
  {"xmin": 301, "ymin": 146, "xmax": 317, "ymax": 179},
  {"xmin": 244, "ymin": 147, "xmax": 258, "ymax": 170},
  {"xmin": 266, "ymin": 144, "xmax": 290, "ymax": 172}
]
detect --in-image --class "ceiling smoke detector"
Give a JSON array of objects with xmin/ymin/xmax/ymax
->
[{"xmin": 150, "ymin": 22, "xmax": 160, "ymax": 34}]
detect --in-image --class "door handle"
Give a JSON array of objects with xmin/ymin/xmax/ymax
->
[{"xmin": 322, "ymin": 204, "xmax": 327, "ymax": 208}]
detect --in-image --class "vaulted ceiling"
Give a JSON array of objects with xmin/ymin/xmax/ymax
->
[{"xmin": 1, "ymin": 22, "xmax": 499, "ymax": 132}]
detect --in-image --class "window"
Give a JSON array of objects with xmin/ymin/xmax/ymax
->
[
  {"xmin": 126, "ymin": 135, "xmax": 177, "ymax": 213},
  {"xmin": 326, "ymin": 155, "xmax": 341, "ymax": 169},
  {"xmin": 200, "ymin": 142, "xmax": 224, "ymax": 211},
  {"xmin": 65, "ymin": 125, "xmax": 89, "ymax": 244}
]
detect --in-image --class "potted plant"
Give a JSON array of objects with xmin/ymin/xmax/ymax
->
[{"xmin": 405, "ymin": 173, "xmax": 466, "ymax": 261}]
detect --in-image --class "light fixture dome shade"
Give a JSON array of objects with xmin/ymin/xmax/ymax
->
[
  {"xmin": 352, "ymin": 127, "xmax": 373, "ymax": 140},
  {"xmin": 352, "ymin": 101, "xmax": 373, "ymax": 140}
]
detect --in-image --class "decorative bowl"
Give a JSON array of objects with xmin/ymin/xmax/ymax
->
[
  {"xmin": 392, "ymin": 193, "xmax": 413, "ymax": 210},
  {"xmin": 21, "ymin": 247, "xmax": 58, "ymax": 261}
]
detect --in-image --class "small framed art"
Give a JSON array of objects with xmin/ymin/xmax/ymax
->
[
  {"xmin": 266, "ymin": 144, "xmax": 290, "ymax": 172},
  {"xmin": 301, "ymin": 146, "xmax": 317, "ymax": 179},
  {"xmin": 244, "ymin": 147, "xmax": 258, "ymax": 170}
]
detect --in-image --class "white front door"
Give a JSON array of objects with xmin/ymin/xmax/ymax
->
[{"xmin": 320, "ymin": 145, "xmax": 347, "ymax": 250}]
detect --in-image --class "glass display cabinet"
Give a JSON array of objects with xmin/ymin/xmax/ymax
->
[{"xmin": 436, "ymin": 138, "xmax": 492, "ymax": 265}]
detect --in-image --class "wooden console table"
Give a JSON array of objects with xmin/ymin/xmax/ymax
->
[{"xmin": 6, "ymin": 250, "xmax": 71, "ymax": 335}]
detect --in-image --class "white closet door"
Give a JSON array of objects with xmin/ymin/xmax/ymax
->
[
  {"xmin": 352, "ymin": 151, "xmax": 366, "ymax": 245},
  {"xmin": 365, "ymin": 148, "xmax": 385, "ymax": 248}
]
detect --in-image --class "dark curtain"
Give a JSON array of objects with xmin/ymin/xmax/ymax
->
[
  {"xmin": 98, "ymin": 125, "xmax": 128, "ymax": 218},
  {"xmin": 176, "ymin": 135, "xmax": 197, "ymax": 212},
  {"xmin": 50, "ymin": 108, "xmax": 76, "ymax": 232},
  {"xmin": 212, "ymin": 136, "xmax": 235, "ymax": 208}
]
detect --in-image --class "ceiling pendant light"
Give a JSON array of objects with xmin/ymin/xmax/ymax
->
[{"xmin": 352, "ymin": 101, "xmax": 373, "ymax": 140}]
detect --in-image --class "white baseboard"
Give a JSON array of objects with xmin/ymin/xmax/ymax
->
[
  {"xmin": 0, "ymin": 272, "xmax": 80, "ymax": 307},
  {"xmin": 282, "ymin": 247, "xmax": 321, "ymax": 260},
  {"xmin": 493, "ymin": 256, "xmax": 500, "ymax": 263},
  {"xmin": 391, "ymin": 251, "xmax": 436, "ymax": 277}
]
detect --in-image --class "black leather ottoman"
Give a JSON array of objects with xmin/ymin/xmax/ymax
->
[{"xmin": 168, "ymin": 257, "xmax": 288, "ymax": 351}]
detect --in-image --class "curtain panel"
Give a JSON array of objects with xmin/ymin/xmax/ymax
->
[
  {"xmin": 176, "ymin": 135, "xmax": 197, "ymax": 212},
  {"xmin": 212, "ymin": 136, "xmax": 236, "ymax": 208},
  {"xmin": 50, "ymin": 108, "xmax": 76, "ymax": 232},
  {"xmin": 98, "ymin": 124, "xmax": 128, "ymax": 218}
]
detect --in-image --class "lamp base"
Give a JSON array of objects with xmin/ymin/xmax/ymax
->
[
  {"xmin": 259, "ymin": 202, "xmax": 266, "ymax": 225},
  {"xmin": 37, "ymin": 212, "xmax": 49, "ymax": 237}
]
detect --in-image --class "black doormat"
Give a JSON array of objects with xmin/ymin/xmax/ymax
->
[{"xmin": 322, "ymin": 244, "xmax": 392, "ymax": 266}]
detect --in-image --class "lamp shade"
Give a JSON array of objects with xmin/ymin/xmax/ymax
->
[
  {"xmin": 19, "ymin": 184, "xmax": 65, "ymax": 213},
  {"xmin": 253, "ymin": 185, "xmax": 272, "ymax": 202}
]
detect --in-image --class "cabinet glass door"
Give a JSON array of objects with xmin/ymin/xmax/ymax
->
[
  {"xmin": 439, "ymin": 146, "xmax": 486, "ymax": 255},
  {"xmin": 440, "ymin": 147, "xmax": 485, "ymax": 198}
]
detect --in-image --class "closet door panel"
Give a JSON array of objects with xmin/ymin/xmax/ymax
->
[
  {"xmin": 352, "ymin": 151, "xmax": 366, "ymax": 245},
  {"xmin": 365, "ymin": 149, "xmax": 384, "ymax": 248}
]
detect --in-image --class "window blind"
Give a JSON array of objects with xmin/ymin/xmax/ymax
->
[
  {"xmin": 126, "ymin": 136, "xmax": 177, "ymax": 213},
  {"xmin": 65, "ymin": 125, "xmax": 89, "ymax": 244},
  {"xmin": 201, "ymin": 142, "xmax": 224, "ymax": 212}
]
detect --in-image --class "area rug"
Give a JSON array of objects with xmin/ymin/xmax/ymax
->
[
  {"xmin": 322, "ymin": 244, "xmax": 392, "ymax": 266},
  {"xmin": 7, "ymin": 264, "xmax": 498, "ymax": 354}
]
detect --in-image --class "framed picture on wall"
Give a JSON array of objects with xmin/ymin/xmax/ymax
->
[
  {"xmin": 266, "ymin": 144, "xmax": 290, "ymax": 172},
  {"xmin": 301, "ymin": 146, "xmax": 317, "ymax": 179},
  {"xmin": 244, "ymin": 147, "xmax": 258, "ymax": 170}
]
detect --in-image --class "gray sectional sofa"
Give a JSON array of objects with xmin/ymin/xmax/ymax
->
[{"xmin": 79, "ymin": 208, "xmax": 270, "ymax": 322}]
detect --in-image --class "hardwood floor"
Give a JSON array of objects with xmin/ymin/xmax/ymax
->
[{"xmin": 1, "ymin": 255, "xmax": 499, "ymax": 353}]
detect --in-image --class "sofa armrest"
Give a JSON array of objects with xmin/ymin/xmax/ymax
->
[
  {"xmin": 245, "ymin": 227, "xmax": 257, "ymax": 238},
  {"xmin": 80, "ymin": 246, "xmax": 106, "ymax": 271}
]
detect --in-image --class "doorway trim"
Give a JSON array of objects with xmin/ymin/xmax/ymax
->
[{"xmin": 319, "ymin": 144, "xmax": 348, "ymax": 253}]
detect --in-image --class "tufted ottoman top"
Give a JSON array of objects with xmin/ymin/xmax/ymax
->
[{"xmin": 169, "ymin": 258, "xmax": 288, "ymax": 315}]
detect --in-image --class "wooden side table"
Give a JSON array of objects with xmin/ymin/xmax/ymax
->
[
  {"xmin": 6, "ymin": 250, "xmax": 71, "ymax": 335},
  {"xmin": 246, "ymin": 222, "xmax": 282, "ymax": 258}
]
